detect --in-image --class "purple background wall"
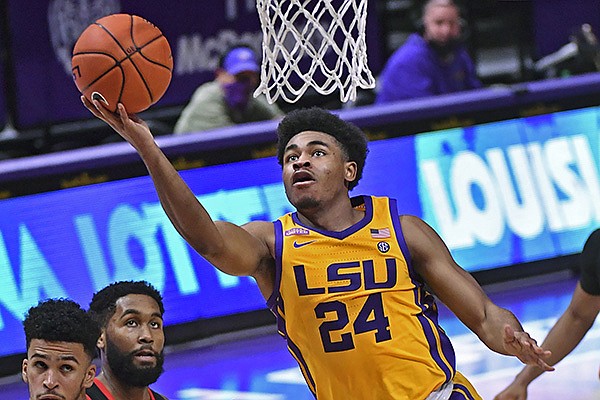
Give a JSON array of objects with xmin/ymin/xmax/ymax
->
[
  {"xmin": 4, "ymin": 0, "xmax": 383, "ymax": 130},
  {"xmin": 532, "ymin": 0, "xmax": 600, "ymax": 57}
]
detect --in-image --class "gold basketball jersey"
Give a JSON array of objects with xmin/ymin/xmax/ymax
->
[{"xmin": 268, "ymin": 196, "xmax": 457, "ymax": 399}]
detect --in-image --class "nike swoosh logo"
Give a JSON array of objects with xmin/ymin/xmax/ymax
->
[{"xmin": 293, "ymin": 240, "xmax": 316, "ymax": 248}]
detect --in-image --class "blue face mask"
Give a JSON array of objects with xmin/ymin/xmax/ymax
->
[{"xmin": 223, "ymin": 80, "xmax": 253, "ymax": 110}]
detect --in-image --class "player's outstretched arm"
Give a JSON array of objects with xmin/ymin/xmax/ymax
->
[
  {"xmin": 494, "ymin": 282, "xmax": 600, "ymax": 399},
  {"xmin": 401, "ymin": 215, "xmax": 553, "ymax": 371},
  {"xmin": 82, "ymin": 98, "xmax": 273, "ymax": 280}
]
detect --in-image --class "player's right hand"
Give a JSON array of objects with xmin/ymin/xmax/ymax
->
[{"xmin": 81, "ymin": 96, "xmax": 154, "ymax": 148}]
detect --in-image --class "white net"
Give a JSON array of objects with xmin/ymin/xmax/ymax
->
[{"xmin": 255, "ymin": 0, "xmax": 375, "ymax": 104}]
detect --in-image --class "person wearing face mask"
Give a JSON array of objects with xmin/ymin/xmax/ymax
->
[
  {"xmin": 375, "ymin": 0, "xmax": 481, "ymax": 104},
  {"xmin": 173, "ymin": 45, "xmax": 283, "ymax": 135}
]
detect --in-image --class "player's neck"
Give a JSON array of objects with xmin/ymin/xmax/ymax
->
[
  {"xmin": 97, "ymin": 372, "xmax": 151, "ymax": 400},
  {"xmin": 297, "ymin": 200, "xmax": 364, "ymax": 232}
]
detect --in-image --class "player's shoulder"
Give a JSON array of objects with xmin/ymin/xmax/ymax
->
[
  {"xmin": 584, "ymin": 228, "xmax": 600, "ymax": 246},
  {"xmin": 85, "ymin": 381, "xmax": 108, "ymax": 399},
  {"xmin": 151, "ymin": 389, "xmax": 169, "ymax": 400},
  {"xmin": 580, "ymin": 228, "xmax": 600, "ymax": 272},
  {"xmin": 243, "ymin": 220, "xmax": 276, "ymax": 243},
  {"xmin": 581, "ymin": 229, "xmax": 600, "ymax": 257},
  {"xmin": 398, "ymin": 215, "xmax": 445, "ymax": 248},
  {"xmin": 243, "ymin": 220, "xmax": 274, "ymax": 232},
  {"xmin": 398, "ymin": 214, "xmax": 425, "ymax": 228}
]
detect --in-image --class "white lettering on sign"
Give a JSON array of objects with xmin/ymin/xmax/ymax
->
[{"xmin": 420, "ymin": 135, "xmax": 600, "ymax": 250}]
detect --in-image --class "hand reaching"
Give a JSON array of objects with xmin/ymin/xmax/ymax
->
[
  {"xmin": 81, "ymin": 96, "xmax": 154, "ymax": 150},
  {"xmin": 502, "ymin": 325, "xmax": 553, "ymax": 371}
]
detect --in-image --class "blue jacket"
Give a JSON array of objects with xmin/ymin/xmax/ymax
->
[{"xmin": 376, "ymin": 34, "xmax": 481, "ymax": 104}]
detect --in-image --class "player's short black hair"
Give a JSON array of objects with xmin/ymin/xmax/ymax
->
[
  {"xmin": 88, "ymin": 281, "xmax": 164, "ymax": 328},
  {"xmin": 276, "ymin": 107, "xmax": 369, "ymax": 190},
  {"xmin": 23, "ymin": 298, "xmax": 100, "ymax": 360}
]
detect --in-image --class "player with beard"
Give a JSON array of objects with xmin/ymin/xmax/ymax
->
[
  {"xmin": 375, "ymin": 0, "xmax": 481, "ymax": 103},
  {"xmin": 83, "ymin": 99, "xmax": 554, "ymax": 399},
  {"xmin": 22, "ymin": 299, "xmax": 100, "ymax": 400},
  {"xmin": 87, "ymin": 281, "xmax": 167, "ymax": 400}
]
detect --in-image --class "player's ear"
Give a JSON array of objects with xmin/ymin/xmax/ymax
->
[
  {"xmin": 344, "ymin": 160, "xmax": 357, "ymax": 183},
  {"xmin": 84, "ymin": 364, "xmax": 97, "ymax": 388},
  {"xmin": 21, "ymin": 358, "xmax": 28, "ymax": 383},
  {"xmin": 96, "ymin": 330, "xmax": 106, "ymax": 350}
]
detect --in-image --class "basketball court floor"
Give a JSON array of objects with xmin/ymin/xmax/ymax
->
[{"xmin": 2, "ymin": 271, "xmax": 598, "ymax": 399}]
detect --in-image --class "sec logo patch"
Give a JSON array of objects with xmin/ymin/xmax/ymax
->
[{"xmin": 377, "ymin": 241, "xmax": 390, "ymax": 253}]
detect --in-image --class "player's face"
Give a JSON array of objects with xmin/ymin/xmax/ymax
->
[
  {"xmin": 22, "ymin": 339, "xmax": 96, "ymax": 400},
  {"xmin": 282, "ymin": 131, "xmax": 357, "ymax": 211},
  {"xmin": 99, "ymin": 294, "xmax": 165, "ymax": 387},
  {"xmin": 423, "ymin": 5, "xmax": 461, "ymax": 46}
]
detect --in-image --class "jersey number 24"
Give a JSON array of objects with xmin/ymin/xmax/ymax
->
[{"xmin": 315, "ymin": 292, "xmax": 392, "ymax": 352}]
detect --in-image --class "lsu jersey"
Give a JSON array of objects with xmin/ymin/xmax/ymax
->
[{"xmin": 267, "ymin": 195, "xmax": 466, "ymax": 399}]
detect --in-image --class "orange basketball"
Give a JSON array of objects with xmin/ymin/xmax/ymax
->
[{"xmin": 71, "ymin": 14, "xmax": 173, "ymax": 113}]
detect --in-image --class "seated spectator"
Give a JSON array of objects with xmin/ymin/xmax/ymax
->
[
  {"xmin": 375, "ymin": 0, "xmax": 482, "ymax": 104},
  {"xmin": 174, "ymin": 45, "xmax": 283, "ymax": 134}
]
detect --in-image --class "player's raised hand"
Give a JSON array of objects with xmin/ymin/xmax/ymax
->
[
  {"xmin": 502, "ymin": 325, "xmax": 553, "ymax": 371},
  {"xmin": 81, "ymin": 96, "xmax": 154, "ymax": 149}
]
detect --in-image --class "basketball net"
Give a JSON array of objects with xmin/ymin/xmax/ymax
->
[{"xmin": 255, "ymin": 0, "xmax": 375, "ymax": 104}]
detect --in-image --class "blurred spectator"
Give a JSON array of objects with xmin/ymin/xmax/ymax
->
[
  {"xmin": 375, "ymin": 0, "xmax": 481, "ymax": 104},
  {"xmin": 173, "ymin": 45, "xmax": 283, "ymax": 134}
]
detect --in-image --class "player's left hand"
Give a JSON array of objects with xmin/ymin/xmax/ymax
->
[{"xmin": 502, "ymin": 325, "xmax": 554, "ymax": 371}]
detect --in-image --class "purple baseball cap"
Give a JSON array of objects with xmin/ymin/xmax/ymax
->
[{"xmin": 223, "ymin": 47, "xmax": 260, "ymax": 75}]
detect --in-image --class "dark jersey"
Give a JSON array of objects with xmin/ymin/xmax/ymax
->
[
  {"xmin": 86, "ymin": 378, "xmax": 167, "ymax": 400},
  {"xmin": 579, "ymin": 229, "xmax": 600, "ymax": 295}
]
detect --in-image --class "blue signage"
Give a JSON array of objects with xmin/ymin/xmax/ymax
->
[{"xmin": 0, "ymin": 106, "xmax": 598, "ymax": 358}]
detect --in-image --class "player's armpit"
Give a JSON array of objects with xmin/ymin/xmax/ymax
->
[{"xmin": 207, "ymin": 220, "xmax": 274, "ymax": 278}]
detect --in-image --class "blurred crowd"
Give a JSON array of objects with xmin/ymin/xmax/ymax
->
[{"xmin": 1, "ymin": 0, "xmax": 599, "ymax": 160}]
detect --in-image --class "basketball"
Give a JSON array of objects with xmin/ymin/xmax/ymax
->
[{"xmin": 71, "ymin": 14, "xmax": 173, "ymax": 114}]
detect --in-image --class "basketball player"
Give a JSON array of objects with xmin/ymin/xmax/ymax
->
[
  {"xmin": 86, "ymin": 281, "xmax": 167, "ymax": 400},
  {"xmin": 83, "ymin": 98, "xmax": 552, "ymax": 399},
  {"xmin": 22, "ymin": 298, "xmax": 99, "ymax": 400},
  {"xmin": 494, "ymin": 228, "xmax": 600, "ymax": 400}
]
